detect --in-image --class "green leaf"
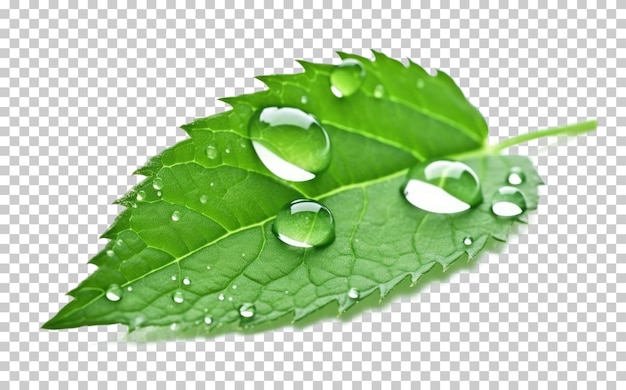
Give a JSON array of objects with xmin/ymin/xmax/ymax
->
[{"xmin": 43, "ymin": 51, "xmax": 595, "ymax": 338}]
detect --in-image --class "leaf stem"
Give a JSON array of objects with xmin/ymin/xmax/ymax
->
[{"xmin": 489, "ymin": 119, "xmax": 597, "ymax": 153}]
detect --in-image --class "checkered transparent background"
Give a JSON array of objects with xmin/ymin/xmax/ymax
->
[{"xmin": 2, "ymin": 0, "xmax": 624, "ymax": 388}]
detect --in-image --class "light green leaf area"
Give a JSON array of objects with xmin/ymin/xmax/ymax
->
[{"xmin": 43, "ymin": 52, "xmax": 543, "ymax": 336}]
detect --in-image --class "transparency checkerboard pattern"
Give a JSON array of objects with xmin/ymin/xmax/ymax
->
[{"xmin": 1, "ymin": 0, "xmax": 624, "ymax": 388}]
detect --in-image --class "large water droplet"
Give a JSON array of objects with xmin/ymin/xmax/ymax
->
[
  {"xmin": 153, "ymin": 177, "xmax": 164, "ymax": 190},
  {"xmin": 172, "ymin": 291, "xmax": 184, "ymax": 304},
  {"xmin": 507, "ymin": 167, "xmax": 526, "ymax": 186},
  {"xmin": 348, "ymin": 288, "xmax": 360, "ymax": 299},
  {"xmin": 330, "ymin": 58, "xmax": 365, "ymax": 98},
  {"xmin": 239, "ymin": 303, "xmax": 256, "ymax": 318},
  {"xmin": 206, "ymin": 143, "xmax": 219, "ymax": 160},
  {"xmin": 272, "ymin": 199, "xmax": 335, "ymax": 248},
  {"xmin": 491, "ymin": 186, "xmax": 527, "ymax": 217},
  {"xmin": 248, "ymin": 107, "xmax": 331, "ymax": 182},
  {"xmin": 403, "ymin": 160, "xmax": 483, "ymax": 214},
  {"xmin": 105, "ymin": 284, "xmax": 123, "ymax": 302},
  {"xmin": 171, "ymin": 211, "xmax": 181, "ymax": 222}
]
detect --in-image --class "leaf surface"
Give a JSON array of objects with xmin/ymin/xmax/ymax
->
[{"xmin": 44, "ymin": 52, "xmax": 542, "ymax": 335}]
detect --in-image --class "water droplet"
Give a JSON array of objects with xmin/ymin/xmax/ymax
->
[
  {"xmin": 156, "ymin": 191, "xmax": 162, "ymax": 197},
  {"xmin": 239, "ymin": 140, "xmax": 247, "ymax": 148},
  {"xmin": 171, "ymin": 275, "xmax": 177, "ymax": 281},
  {"xmin": 136, "ymin": 190, "xmax": 146, "ymax": 201},
  {"xmin": 206, "ymin": 144, "xmax": 219, "ymax": 160},
  {"xmin": 132, "ymin": 203, "xmax": 137, "ymax": 208},
  {"xmin": 239, "ymin": 303, "xmax": 256, "ymax": 318},
  {"xmin": 199, "ymin": 194, "xmax": 208, "ymax": 204},
  {"xmin": 152, "ymin": 177, "xmax": 164, "ymax": 190},
  {"xmin": 416, "ymin": 78, "xmax": 425, "ymax": 89},
  {"xmin": 272, "ymin": 199, "xmax": 336, "ymax": 248},
  {"xmin": 204, "ymin": 315, "xmax": 213, "ymax": 325},
  {"xmin": 170, "ymin": 323, "xmax": 179, "ymax": 331},
  {"xmin": 348, "ymin": 288, "xmax": 360, "ymax": 299},
  {"xmin": 228, "ymin": 296, "xmax": 233, "ymax": 301},
  {"xmin": 225, "ymin": 148, "xmax": 231, "ymax": 154},
  {"xmin": 171, "ymin": 211, "xmax": 181, "ymax": 222},
  {"xmin": 218, "ymin": 293, "xmax": 224, "ymax": 301},
  {"xmin": 126, "ymin": 286, "xmax": 133, "ymax": 292},
  {"xmin": 507, "ymin": 167, "xmax": 526, "ymax": 186},
  {"xmin": 105, "ymin": 284, "xmax": 123, "ymax": 302},
  {"xmin": 402, "ymin": 160, "xmax": 483, "ymax": 214},
  {"xmin": 373, "ymin": 84, "xmax": 385, "ymax": 98},
  {"xmin": 106, "ymin": 249, "xmax": 115, "ymax": 257},
  {"xmin": 300, "ymin": 95, "xmax": 308, "ymax": 104},
  {"xmin": 285, "ymin": 290, "xmax": 289, "ymax": 294},
  {"xmin": 116, "ymin": 239, "xmax": 123, "ymax": 246},
  {"xmin": 209, "ymin": 182, "xmax": 215, "ymax": 187},
  {"xmin": 206, "ymin": 265, "xmax": 212, "ymax": 270},
  {"xmin": 132, "ymin": 315, "xmax": 145, "ymax": 329},
  {"xmin": 491, "ymin": 186, "xmax": 527, "ymax": 217},
  {"xmin": 248, "ymin": 107, "xmax": 331, "ymax": 182},
  {"xmin": 172, "ymin": 291, "xmax": 184, "ymax": 304},
  {"xmin": 182, "ymin": 277, "xmax": 191, "ymax": 286},
  {"xmin": 231, "ymin": 285, "xmax": 237, "ymax": 290},
  {"xmin": 463, "ymin": 236, "xmax": 473, "ymax": 246},
  {"xmin": 330, "ymin": 58, "xmax": 365, "ymax": 98}
]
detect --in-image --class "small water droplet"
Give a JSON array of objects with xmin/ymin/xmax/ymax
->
[
  {"xmin": 218, "ymin": 293, "xmax": 224, "ymax": 301},
  {"xmin": 239, "ymin": 303, "xmax": 256, "ymax": 318},
  {"xmin": 156, "ymin": 191, "xmax": 162, "ymax": 197},
  {"xmin": 330, "ymin": 58, "xmax": 366, "ymax": 98},
  {"xmin": 373, "ymin": 84, "xmax": 385, "ymax": 98},
  {"xmin": 248, "ymin": 107, "xmax": 331, "ymax": 182},
  {"xmin": 225, "ymin": 148, "xmax": 231, "ymax": 154},
  {"xmin": 206, "ymin": 144, "xmax": 219, "ymax": 160},
  {"xmin": 210, "ymin": 182, "xmax": 215, "ymax": 187},
  {"xmin": 105, "ymin": 284, "xmax": 123, "ymax": 302},
  {"xmin": 152, "ymin": 177, "xmax": 164, "ymax": 190},
  {"xmin": 239, "ymin": 140, "xmax": 247, "ymax": 148},
  {"xmin": 272, "ymin": 199, "xmax": 336, "ymax": 248},
  {"xmin": 204, "ymin": 315, "xmax": 213, "ymax": 325},
  {"xmin": 507, "ymin": 167, "xmax": 526, "ymax": 186},
  {"xmin": 231, "ymin": 285, "xmax": 237, "ymax": 290},
  {"xmin": 416, "ymin": 79, "xmax": 425, "ymax": 89},
  {"xmin": 106, "ymin": 249, "xmax": 115, "ymax": 257},
  {"xmin": 132, "ymin": 203, "xmax": 137, "ymax": 208},
  {"xmin": 199, "ymin": 194, "xmax": 208, "ymax": 204},
  {"xmin": 300, "ymin": 95, "xmax": 308, "ymax": 104},
  {"xmin": 182, "ymin": 277, "xmax": 191, "ymax": 286},
  {"xmin": 172, "ymin": 291, "xmax": 184, "ymax": 304},
  {"xmin": 126, "ymin": 286, "xmax": 133, "ymax": 292},
  {"xmin": 491, "ymin": 186, "xmax": 527, "ymax": 217},
  {"xmin": 136, "ymin": 190, "xmax": 146, "ymax": 201},
  {"xmin": 285, "ymin": 290, "xmax": 289, "ymax": 294},
  {"xmin": 206, "ymin": 265, "xmax": 211, "ymax": 270},
  {"xmin": 132, "ymin": 315, "xmax": 145, "ymax": 329},
  {"xmin": 170, "ymin": 323, "xmax": 179, "ymax": 331},
  {"xmin": 171, "ymin": 211, "xmax": 181, "ymax": 222},
  {"xmin": 116, "ymin": 239, "xmax": 123, "ymax": 246},
  {"xmin": 228, "ymin": 296, "xmax": 233, "ymax": 301},
  {"xmin": 171, "ymin": 275, "xmax": 177, "ymax": 281},
  {"xmin": 348, "ymin": 288, "xmax": 360, "ymax": 299},
  {"xmin": 403, "ymin": 160, "xmax": 483, "ymax": 214},
  {"xmin": 463, "ymin": 236, "xmax": 473, "ymax": 246}
]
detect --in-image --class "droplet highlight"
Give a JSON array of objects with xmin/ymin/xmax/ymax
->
[
  {"xmin": 403, "ymin": 160, "xmax": 483, "ymax": 214},
  {"xmin": 182, "ymin": 277, "xmax": 191, "ymax": 286},
  {"xmin": 136, "ymin": 190, "xmax": 146, "ymax": 201},
  {"xmin": 491, "ymin": 186, "xmax": 527, "ymax": 217},
  {"xmin": 272, "ymin": 199, "xmax": 335, "ymax": 248},
  {"xmin": 373, "ymin": 84, "xmax": 385, "ymax": 98},
  {"xmin": 348, "ymin": 288, "xmax": 360, "ymax": 299},
  {"xmin": 152, "ymin": 177, "xmax": 164, "ymax": 190},
  {"xmin": 507, "ymin": 167, "xmax": 526, "ymax": 186},
  {"xmin": 330, "ymin": 58, "xmax": 365, "ymax": 98},
  {"xmin": 239, "ymin": 303, "xmax": 256, "ymax": 318},
  {"xmin": 172, "ymin": 291, "xmax": 184, "ymax": 304},
  {"xmin": 105, "ymin": 284, "xmax": 123, "ymax": 302},
  {"xmin": 248, "ymin": 107, "xmax": 331, "ymax": 182},
  {"xmin": 204, "ymin": 315, "xmax": 213, "ymax": 325},
  {"xmin": 463, "ymin": 236, "xmax": 473, "ymax": 246},
  {"xmin": 171, "ymin": 211, "xmax": 181, "ymax": 222},
  {"xmin": 199, "ymin": 194, "xmax": 208, "ymax": 204},
  {"xmin": 206, "ymin": 144, "xmax": 219, "ymax": 160}
]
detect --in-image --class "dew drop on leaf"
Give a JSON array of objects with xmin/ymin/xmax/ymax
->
[
  {"xmin": 272, "ymin": 199, "xmax": 335, "ymax": 248},
  {"xmin": 330, "ymin": 58, "xmax": 365, "ymax": 98},
  {"xmin": 152, "ymin": 177, "xmax": 163, "ymax": 190},
  {"xmin": 171, "ymin": 275, "xmax": 177, "ymax": 281},
  {"xmin": 126, "ymin": 286, "xmax": 133, "ymax": 292},
  {"xmin": 206, "ymin": 144, "xmax": 219, "ymax": 160},
  {"xmin": 403, "ymin": 160, "xmax": 483, "ymax": 214},
  {"xmin": 248, "ymin": 107, "xmax": 331, "ymax": 182},
  {"xmin": 373, "ymin": 84, "xmax": 385, "ymax": 98},
  {"xmin": 218, "ymin": 293, "xmax": 224, "ymax": 301},
  {"xmin": 507, "ymin": 167, "xmax": 526, "ymax": 186},
  {"xmin": 106, "ymin": 249, "xmax": 114, "ymax": 257},
  {"xmin": 171, "ymin": 211, "xmax": 181, "ymax": 222},
  {"xmin": 300, "ymin": 95, "xmax": 308, "ymax": 104},
  {"xmin": 204, "ymin": 315, "xmax": 213, "ymax": 325},
  {"xmin": 199, "ymin": 194, "xmax": 208, "ymax": 204},
  {"xmin": 105, "ymin": 284, "xmax": 123, "ymax": 302},
  {"xmin": 172, "ymin": 291, "xmax": 184, "ymax": 304},
  {"xmin": 463, "ymin": 236, "xmax": 473, "ymax": 246},
  {"xmin": 182, "ymin": 277, "xmax": 191, "ymax": 286},
  {"xmin": 170, "ymin": 323, "xmax": 179, "ymax": 331},
  {"xmin": 136, "ymin": 191, "xmax": 146, "ymax": 201},
  {"xmin": 348, "ymin": 288, "xmax": 360, "ymax": 299},
  {"xmin": 156, "ymin": 191, "xmax": 162, "ymax": 197},
  {"xmin": 239, "ymin": 303, "xmax": 256, "ymax": 318},
  {"xmin": 491, "ymin": 186, "xmax": 527, "ymax": 217}
]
